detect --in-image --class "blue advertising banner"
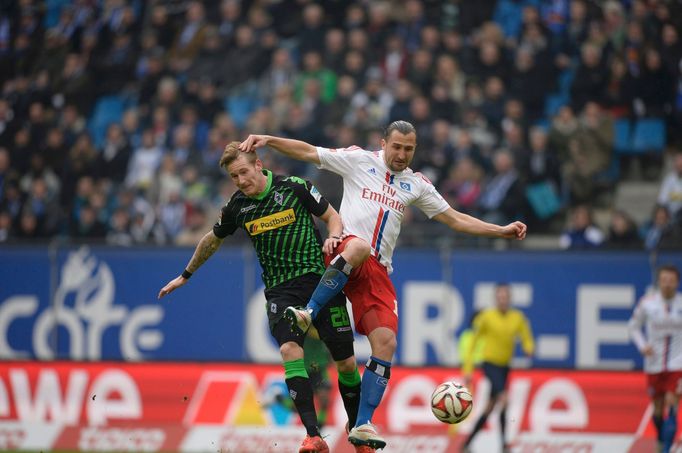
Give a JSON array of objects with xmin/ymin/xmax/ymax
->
[{"xmin": 1, "ymin": 245, "xmax": 680, "ymax": 369}]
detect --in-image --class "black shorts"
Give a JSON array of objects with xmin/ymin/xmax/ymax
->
[
  {"xmin": 482, "ymin": 362, "xmax": 510, "ymax": 398},
  {"xmin": 265, "ymin": 273, "xmax": 354, "ymax": 361}
]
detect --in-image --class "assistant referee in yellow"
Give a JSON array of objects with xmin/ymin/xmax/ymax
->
[{"xmin": 461, "ymin": 283, "xmax": 534, "ymax": 453}]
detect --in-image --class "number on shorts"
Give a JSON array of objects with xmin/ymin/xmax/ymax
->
[{"xmin": 330, "ymin": 307, "xmax": 350, "ymax": 327}]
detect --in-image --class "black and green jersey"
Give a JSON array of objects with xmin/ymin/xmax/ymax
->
[{"xmin": 213, "ymin": 170, "xmax": 329, "ymax": 288}]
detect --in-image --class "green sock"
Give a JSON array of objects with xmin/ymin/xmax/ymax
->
[{"xmin": 338, "ymin": 367, "xmax": 362, "ymax": 428}]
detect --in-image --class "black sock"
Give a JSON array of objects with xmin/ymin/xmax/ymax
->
[
  {"xmin": 653, "ymin": 414, "xmax": 664, "ymax": 442},
  {"xmin": 286, "ymin": 376, "xmax": 320, "ymax": 437},
  {"xmin": 500, "ymin": 409, "xmax": 507, "ymax": 445},
  {"xmin": 338, "ymin": 379, "xmax": 361, "ymax": 428},
  {"xmin": 465, "ymin": 413, "xmax": 489, "ymax": 445}
]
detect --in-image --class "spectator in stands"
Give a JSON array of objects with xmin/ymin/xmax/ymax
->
[
  {"xmin": 604, "ymin": 56, "xmax": 636, "ymax": 117},
  {"xmin": 604, "ymin": 209, "xmax": 643, "ymax": 249},
  {"xmin": 440, "ymin": 157, "xmax": 483, "ymax": 215},
  {"xmin": 98, "ymin": 124, "xmax": 131, "ymax": 184},
  {"xmin": 571, "ymin": 43, "xmax": 608, "ymax": 112},
  {"xmin": 657, "ymin": 151, "xmax": 682, "ymax": 220},
  {"xmin": 635, "ymin": 48, "xmax": 673, "ymax": 118},
  {"xmin": 560, "ymin": 204, "xmax": 605, "ymax": 249},
  {"xmin": 106, "ymin": 207, "xmax": 133, "ymax": 247},
  {"xmin": 481, "ymin": 76, "xmax": 507, "ymax": 131},
  {"xmin": 296, "ymin": 51, "xmax": 337, "ymax": 104},
  {"xmin": 168, "ymin": 1, "xmax": 208, "ymax": 73},
  {"xmin": 125, "ymin": 129, "xmax": 163, "ymax": 193},
  {"xmin": 71, "ymin": 204, "xmax": 106, "ymax": 240},
  {"xmin": 478, "ymin": 149, "xmax": 525, "ymax": 226},
  {"xmin": 642, "ymin": 205, "xmax": 674, "ymax": 251},
  {"xmin": 563, "ymin": 102, "xmax": 613, "ymax": 203},
  {"xmin": 509, "ymin": 46, "xmax": 547, "ymax": 122}
]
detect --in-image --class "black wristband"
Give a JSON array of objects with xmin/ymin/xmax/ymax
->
[{"xmin": 181, "ymin": 269, "xmax": 193, "ymax": 279}]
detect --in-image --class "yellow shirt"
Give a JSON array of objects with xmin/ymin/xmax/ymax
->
[{"xmin": 463, "ymin": 307, "xmax": 534, "ymax": 374}]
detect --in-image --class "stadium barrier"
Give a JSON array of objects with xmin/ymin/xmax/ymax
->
[
  {"xmin": 0, "ymin": 361, "xmax": 669, "ymax": 452},
  {"xmin": 1, "ymin": 245, "xmax": 681, "ymax": 369}
]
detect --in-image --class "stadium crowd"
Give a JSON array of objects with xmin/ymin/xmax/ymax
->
[{"xmin": 0, "ymin": 0, "xmax": 680, "ymax": 249}]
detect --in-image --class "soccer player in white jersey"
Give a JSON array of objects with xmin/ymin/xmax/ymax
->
[
  {"xmin": 240, "ymin": 120, "xmax": 527, "ymax": 450},
  {"xmin": 629, "ymin": 264, "xmax": 682, "ymax": 453}
]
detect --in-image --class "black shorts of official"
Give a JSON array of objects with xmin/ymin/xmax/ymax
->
[
  {"xmin": 264, "ymin": 273, "xmax": 354, "ymax": 362},
  {"xmin": 482, "ymin": 361, "xmax": 510, "ymax": 398}
]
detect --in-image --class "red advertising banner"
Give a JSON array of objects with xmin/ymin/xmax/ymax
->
[{"xmin": 0, "ymin": 362, "xmax": 672, "ymax": 452}]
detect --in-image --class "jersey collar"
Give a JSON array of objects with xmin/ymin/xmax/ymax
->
[{"xmin": 251, "ymin": 169, "xmax": 273, "ymax": 200}]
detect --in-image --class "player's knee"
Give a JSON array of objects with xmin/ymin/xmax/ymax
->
[
  {"xmin": 345, "ymin": 238, "xmax": 371, "ymax": 264},
  {"xmin": 371, "ymin": 329, "xmax": 397, "ymax": 358},
  {"xmin": 335, "ymin": 356, "xmax": 357, "ymax": 374},
  {"xmin": 279, "ymin": 341, "xmax": 303, "ymax": 361}
]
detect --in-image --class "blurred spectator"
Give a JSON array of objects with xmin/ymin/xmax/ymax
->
[
  {"xmin": 509, "ymin": 47, "xmax": 547, "ymax": 121},
  {"xmin": 106, "ymin": 207, "xmax": 133, "ymax": 247},
  {"xmin": 395, "ymin": 0, "xmax": 426, "ymax": 53},
  {"xmin": 61, "ymin": 133, "xmax": 98, "ymax": 207},
  {"xmin": 296, "ymin": 51, "xmax": 337, "ymax": 104},
  {"xmin": 478, "ymin": 149, "xmax": 525, "ymax": 225},
  {"xmin": 563, "ymin": 102, "xmax": 613, "ymax": 203},
  {"xmin": 520, "ymin": 126, "xmax": 562, "ymax": 188},
  {"xmin": 570, "ymin": 43, "xmax": 608, "ymax": 112},
  {"xmin": 657, "ymin": 152, "xmax": 682, "ymax": 219},
  {"xmin": 125, "ymin": 129, "xmax": 163, "ymax": 193},
  {"xmin": 297, "ymin": 3, "xmax": 326, "ymax": 56},
  {"xmin": 604, "ymin": 56, "xmax": 635, "ymax": 117},
  {"xmin": 480, "ymin": 76, "xmax": 507, "ymax": 130},
  {"xmin": 70, "ymin": 204, "xmax": 106, "ymax": 240},
  {"xmin": 187, "ymin": 26, "xmax": 225, "ymax": 84},
  {"xmin": 406, "ymin": 48, "xmax": 434, "ymax": 96},
  {"xmin": 440, "ymin": 157, "xmax": 483, "ymax": 215},
  {"xmin": 634, "ymin": 48, "xmax": 673, "ymax": 118},
  {"xmin": 347, "ymin": 71, "xmax": 393, "ymax": 131},
  {"xmin": 604, "ymin": 209, "xmax": 643, "ymax": 249},
  {"xmin": 380, "ymin": 34, "xmax": 408, "ymax": 88},
  {"xmin": 168, "ymin": 1, "xmax": 208, "ymax": 73},
  {"xmin": 175, "ymin": 205, "xmax": 209, "ymax": 246},
  {"xmin": 560, "ymin": 204, "xmax": 605, "ymax": 249},
  {"xmin": 642, "ymin": 204, "xmax": 673, "ymax": 251},
  {"xmin": 98, "ymin": 124, "xmax": 131, "ymax": 184},
  {"xmin": 412, "ymin": 119, "xmax": 454, "ymax": 185}
]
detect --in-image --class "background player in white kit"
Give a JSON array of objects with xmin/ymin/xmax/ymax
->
[
  {"xmin": 240, "ymin": 120, "xmax": 527, "ymax": 450},
  {"xmin": 629, "ymin": 264, "xmax": 682, "ymax": 453}
]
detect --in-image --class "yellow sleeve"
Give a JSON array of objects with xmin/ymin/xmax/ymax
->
[{"xmin": 518, "ymin": 314, "xmax": 534, "ymax": 356}]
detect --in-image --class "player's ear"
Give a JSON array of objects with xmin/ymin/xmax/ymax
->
[
  {"xmin": 254, "ymin": 158, "xmax": 263, "ymax": 171},
  {"xmin": 381, "ymin": 139, "xmax": 386, "ymax": 150}
]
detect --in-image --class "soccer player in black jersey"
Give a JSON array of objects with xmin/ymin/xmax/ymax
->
[{"xmin": 158, "ymin": 142, "xmax": 371, "ymax": 453}]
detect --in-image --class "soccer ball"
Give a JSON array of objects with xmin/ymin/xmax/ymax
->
[{"xmin": 430, "ymin": 381, "xmax": 473, "ymax": 424}]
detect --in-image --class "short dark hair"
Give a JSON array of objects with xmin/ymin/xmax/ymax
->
[
  {"xmin": 657, "ymin": 264, "xmax": 680, "ymax": 280},
  {"xmin": 219, "ymin": 141, "xmax": 257, "ymax": 170},
  {"xmin": 384, "ymin": 120, "xmax": 416, "ymax": 139}
]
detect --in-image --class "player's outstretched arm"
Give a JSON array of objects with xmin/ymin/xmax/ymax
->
[
  {"xmin": 432, "ymin": 208, "xmax": 527, "ymax": 240},
  {"xmin": 158, "ymin": 231, "xmax": 224, "ymax": 299},
  {"xmin": 239, "ymin": 134, "xmax": 321, "ymax": 165}
]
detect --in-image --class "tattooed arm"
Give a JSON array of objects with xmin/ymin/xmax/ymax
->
[{"xmin": 158, "ymin": 231, "xmax": 224, "ymax": 299}]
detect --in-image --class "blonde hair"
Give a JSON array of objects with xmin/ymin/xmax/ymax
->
[{"xmin": 219, "ymin": 141, "xmax": 257, "ymax": 170}]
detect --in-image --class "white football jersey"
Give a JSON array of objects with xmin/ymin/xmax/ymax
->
[
  {"xmin": 317, "ymin": 146, "xmax": 450, "ymax": 273},
  {"xmin": 628, "ymin": 291, "xmax": 682, "ymax": 373}
]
